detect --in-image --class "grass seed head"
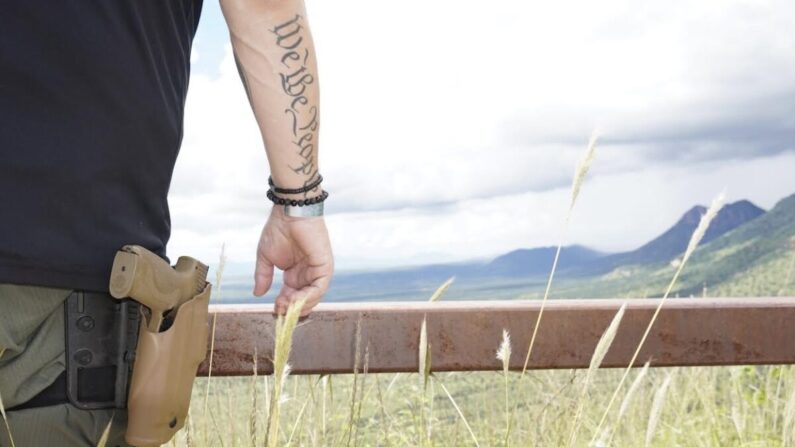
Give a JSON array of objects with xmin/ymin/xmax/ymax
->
[
  {"xmin": 617, "ymin": 361, "xmax": 650, "ymax": 420},
  {"xmin": 569, "ymin": 130, "xmax": 599, "ymax": 212},
  {"xmin": 496, "ymin": 329, "xmax": 512, "ymax": 374},
  {"xmin": 683, "ymin": 191, "xmax": 726, "ymax": 265},
  {"xmin": 419, "ymin": 317, "xmax": 431, "ymax": 390},
  {"xmin": 429, "ymin": 277, "xmax": 455, "ymax": 302},
  {"xmin": 588, "ymin": 302, "xmax": 627, "ymax": 376}
]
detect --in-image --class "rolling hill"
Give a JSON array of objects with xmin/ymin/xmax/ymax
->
[
  {"xmin": 666, "ymin": 193, "xmax": 795, "ymax": 296},
  {"xmin": 478, "ymin": 245, "xmax": 603, "ymax": 277}
]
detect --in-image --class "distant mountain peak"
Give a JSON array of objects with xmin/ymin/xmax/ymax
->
[
  {"xmin": 703, "ymin": 200, "xmax": 766, "ymax": 242},
  {"xmin": 679, "ymin": 205, "xmax": 708, "ymax": 225},
  {"xmin": 475, "ymin": 200, "xmax": 766, "ymax": 278},
  {"xmin": 606, "ymin": 199, "xmax": 765, "ymax": 267},
  {"xmin": 551, "ymin": 199, "xmax": 766, "ymax": 279}
]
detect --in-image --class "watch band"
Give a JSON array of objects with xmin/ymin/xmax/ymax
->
[{"xmin": 284, "ymin": 201, "xmax": 324, "ymax": 217}]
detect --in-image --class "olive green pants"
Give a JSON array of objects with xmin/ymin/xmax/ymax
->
[{"xmin": 0, "ymin": 284, "xmax": 130, "ymax": 447}]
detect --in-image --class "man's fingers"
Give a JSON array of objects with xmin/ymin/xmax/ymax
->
[
  {"xmin": 273, "ymin": 294, "xmax": 290, "ymax": 316},
  {"xmin": 273, "ymin": 277, "xmax": 328, "ymax": 317},
  {"xmin": 291, "ymin": 277, "xmax": 329, "ymax": 317},
  {"xmin": 253, "ymin": 254, "xmax": 275, "ymax": 297}
]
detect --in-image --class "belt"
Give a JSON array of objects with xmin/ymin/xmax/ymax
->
[
  {"xmin": 7, "ymin": 291, "xmax": 141, "ymax": 412},
  {"xmin": 7, "ymin": 371, "xmax": 68, "ymax": 411}
]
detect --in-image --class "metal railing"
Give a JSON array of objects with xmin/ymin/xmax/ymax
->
[{"xmin": 198, "ymin": 297, "xmax": 795, "ymax": 376}]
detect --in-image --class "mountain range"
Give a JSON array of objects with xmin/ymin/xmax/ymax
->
[
  {"xmin": 320, "ymin": 193, "xmax": 794, "ymax": 301},
  {"xmin": 216, "ymin": 193, "xmax": 795, "ymax": 302},
  {"xmin": 555, "ymin": 199, "xmax": 765, "ymax": 276}
]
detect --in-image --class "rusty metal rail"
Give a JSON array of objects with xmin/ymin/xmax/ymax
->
[{"xmin": 197, "ymin": 298, "xmax": 795, "ymax": 376}]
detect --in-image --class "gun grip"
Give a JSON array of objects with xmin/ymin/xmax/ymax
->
[
  {"xmin": 109, "ymin": 250, "xmax": 139, "ymax": 299},
  {"xmin": 109, "ymin": 245, "xmax": 208, "ymax": 332}
]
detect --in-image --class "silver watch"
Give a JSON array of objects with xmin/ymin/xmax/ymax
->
[{"xmin": 284, "ymin": 201, "xmax": 324, "ymax": 217}]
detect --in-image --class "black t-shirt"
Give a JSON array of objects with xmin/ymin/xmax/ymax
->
[{"xmin": 0, "ymin": 1, "xmax": 203, "ymax": 292}]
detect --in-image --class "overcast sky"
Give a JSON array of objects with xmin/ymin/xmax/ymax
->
[{"xmin": 168, "ymin": 0, "xmax": 795, "ymax": 271}]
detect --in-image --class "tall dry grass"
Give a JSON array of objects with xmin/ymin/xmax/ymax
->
[
  {"xmin": 590, "ymin": 191, "xmax": 726, "ymax": 443},
  {"xmin": 784, "ymin": 369, "xmax": 795, "ymax": 445},
  {"xmin": 419, "ymin": 276, "xmax": 453, "ymax": 446},
  {"xmin": 265, "ymin": 298, "xmax": 306, "ymax": 446},
  {"xmin": 185, "ymin": 363, "xmax": 795, "ymax": 445},
  {"xmin": 495, "ymin": 329, "xmax": 512, "ymax": 443},
  {"xmin": 567, "ymin": 301, "xmax": 627, "ymax": 446},
  {"xmin": 203, "ymin": 244, "xmax": 227, "ymax": 415},
  {"xmin": 645, "ymin": 370, "xmax": 675, "ymax": 447},
  {"xmin": 521, "ymin": 131, "xmax": 598, "ymax": 376}
]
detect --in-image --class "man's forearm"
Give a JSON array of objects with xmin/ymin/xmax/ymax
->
[{"xmin": 221, "ymin": 0, "xmax": 322, "ymax": 200}]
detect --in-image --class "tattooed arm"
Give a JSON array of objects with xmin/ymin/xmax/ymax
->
[{"xmin": 220, "ymin": 0, "xmax": 333, "ymax": 316}]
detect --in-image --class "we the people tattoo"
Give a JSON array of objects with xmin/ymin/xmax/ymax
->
[{"xmin": 271, "ymin": 14, "xmax": 320, "ymax": 198}]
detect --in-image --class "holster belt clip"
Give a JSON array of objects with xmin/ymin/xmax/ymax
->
[{"xmin": 64, "ymin": 290, "xmax": 141, "ymax": 410}]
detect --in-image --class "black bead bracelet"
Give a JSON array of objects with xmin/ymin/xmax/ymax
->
[
  {"xmin": 267, "ymin": 188, "xmax": 329, "ymax": 206},
  {"xmin": 268, "ymin": 174, "xmax": 323, "ymax": 195}
]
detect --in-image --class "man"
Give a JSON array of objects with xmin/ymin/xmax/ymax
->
[{"xmin": 0, "ymin": 0, "xmax": 334, "ymax": 445}]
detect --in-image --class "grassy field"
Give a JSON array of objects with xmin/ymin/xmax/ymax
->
[
  {"xmin": 181, "ymin": 364, "xmax": 795, "ymax": 446},
  {"xmin": 175, "ymin": 249, "xmax": 795, "ymax": 446}
]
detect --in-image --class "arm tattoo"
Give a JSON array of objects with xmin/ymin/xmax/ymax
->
[{"xmin": 271, "ymin": 14, "xmax": 320, "ymax": 199}]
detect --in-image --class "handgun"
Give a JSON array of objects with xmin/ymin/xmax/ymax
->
[{"xmin": 109, "ymin": 244, "xmax": 212, "ymax": 447}]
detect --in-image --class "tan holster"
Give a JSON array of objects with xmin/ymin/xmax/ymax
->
[{"xmin": 124, "ymin": 282, "xmax": 211, "ymax": 446}]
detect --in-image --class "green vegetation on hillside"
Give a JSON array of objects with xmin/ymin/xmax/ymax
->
[{"xmin": 541, "ymin": 194, "xmax": 795, "ymax": 299}]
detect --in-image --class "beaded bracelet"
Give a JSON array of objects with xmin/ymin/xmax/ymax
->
[
  {"xmin": 267, "ymin": 188, "xmax": 329, "ymax": 206},
  {"xmin": 268, "ymin": 174, "xmax": 323, "ymax": 195}
]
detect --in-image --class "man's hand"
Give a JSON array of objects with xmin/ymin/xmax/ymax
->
[{"xmin": 254, "ymin": 204, "xmax": 333, "ymax": 317}]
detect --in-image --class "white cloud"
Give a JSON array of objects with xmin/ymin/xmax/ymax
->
[{"xmin": 167, "ymin": 0, "xmax": 795, "ymax": 271}]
